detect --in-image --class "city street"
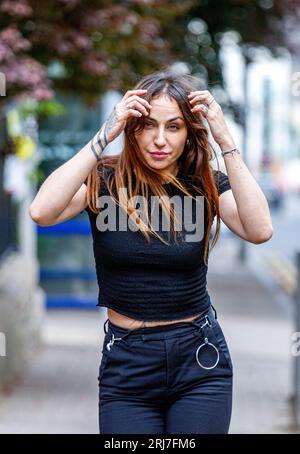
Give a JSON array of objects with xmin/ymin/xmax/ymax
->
[
  {"xmin": 222, "ymin": 191, "xmax": 300, "ymax": 308},
  {"xmin": 249, "ymin": 192, "xmax": 300, "ymax": 262}
]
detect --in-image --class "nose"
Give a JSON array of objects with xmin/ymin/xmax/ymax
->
[{"xmin": 153, "ymin": 128, "xmax": 167, "ymax": 147}]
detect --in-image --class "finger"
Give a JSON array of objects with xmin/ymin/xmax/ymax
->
[
  {"xmin": 191, "ymin": 103, "xmax": 208, "ymax": 116},
  {"xmin": 124, "ymin": 89, "xmax": 148, "ymax": 100},
  {"xmin": 188, "ymin": 92, "xmax": 213, "ymax": 103},
  {"xmin": 188, "ymin": 94, "xmax": 213, "ymax": 105},
  {"xmin": 188, "ymin": 95, "xmax": 206, "ymax": 105},
  {"xmin": 188, "ymin": 90, "xmax": 211, "ymax": 98},
  {"xmin": 126, "ymin": 95, "xmax": 152, "ymax": 111},
  {"xmin": 125, "ymin": 100, "xmax": 149, "ymax": 116},
  {"xmin": 127, "ymin": 108, "xmax": 143, "ymax": 118}
]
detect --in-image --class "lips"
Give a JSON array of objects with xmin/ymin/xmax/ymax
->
[
  {"xmin": 150, "ymin": 152, "xmax": 169, "ymax": 156},
  {"xmin": 149, "ymin": 152, "xmax": 169, "ymax": 160}
]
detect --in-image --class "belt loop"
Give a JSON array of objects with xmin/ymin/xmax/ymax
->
[
  {"xmin": 211, "ymin": 304, "xmax": 217, "ymax": 320},
  {"xmin": 104, "ymin": 318, "xmax": 109, "ymax": 334},
  {"xmin": 106, "ymin": 328, "xmax": 133, "ymax": 350}
]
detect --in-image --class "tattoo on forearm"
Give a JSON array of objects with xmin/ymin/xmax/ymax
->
[
  {"xmin": 90, "ymin": 107, "xmax": 119, "ymax": 161},
  {"xmin": 90, "ymin": 122, "xmax": 108, "ymax": 161},
  {"xmin": 105, "ymin": 106, "xmax": 118, "ymax": 140}
]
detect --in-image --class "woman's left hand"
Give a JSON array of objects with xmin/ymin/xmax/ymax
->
[{"xmin": 188, "ymin": 90, "xmax": 235, "ymax": 149}]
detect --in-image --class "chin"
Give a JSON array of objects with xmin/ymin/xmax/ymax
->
[{"xmin": 148, "ymin": 162, "xmax": 169, "ymax": 170}]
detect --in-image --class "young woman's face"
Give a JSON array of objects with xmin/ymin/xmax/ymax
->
[{"xmin": 134, "ymin": 95, "xmax": 188, "ymax": 177}]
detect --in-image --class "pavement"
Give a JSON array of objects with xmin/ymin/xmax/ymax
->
[
  {"xmin": 208, "ymin": 235, "xmax": 299, "ymax": 434},
  {"xmin": 0, "ymin": 234, "xmax": 299, "ymax": 434}
]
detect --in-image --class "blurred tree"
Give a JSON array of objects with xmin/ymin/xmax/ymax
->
[
  {"xmin": 162, "ymin": 0, "xmax": 295, "ymax": 86},
  {"xmin": 0, "ymin": 0, "xmax": 297, "ymax": 106},
  {"xmin": 0, "ymin": 0, "xmax": 193, "ymax": 105}
]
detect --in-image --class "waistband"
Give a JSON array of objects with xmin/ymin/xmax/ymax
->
[{"xmin": 103, "ymin": 304, "xmax": 218, "ymax": 342}]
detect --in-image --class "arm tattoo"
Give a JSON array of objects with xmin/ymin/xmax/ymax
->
[
  {"xmin": 90, "ymin": 106, "xmax": 119, "ymax": 161},
  {"xmin": 105, "ymin": 106, "xmax": 118, "ymax": 140},
  {"xmin": 90, "ymin": 122, "xmax": 108, "ymax": 161}
]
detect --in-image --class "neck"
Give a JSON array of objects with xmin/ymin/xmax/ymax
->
[
  {"xmin": 163, "ymin": 164, "xmax": 179, "ymax": 184},
  {"xmin": 132, "ymin": 165, "xmax": 180, "ymax": 184}
]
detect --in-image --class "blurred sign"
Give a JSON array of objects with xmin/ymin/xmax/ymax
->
[{"xmin": 0, "ymin": 72, "xmax": 5, "ymax": 97}]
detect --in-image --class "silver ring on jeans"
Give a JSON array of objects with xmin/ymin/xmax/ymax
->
[{"xmin": 195, "ymin": 337, "xmax": 220, "ymax": 370}]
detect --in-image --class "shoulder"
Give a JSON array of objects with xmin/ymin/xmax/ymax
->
[
  {"xmin": 91, "ymin": 166, "xmax": 115, "ymax": 197},
  {"xmin": 83, "ymin": 166, "xmax": 115, "ymax": 215},
  {"xmin": 180, "ymin": 170, "xmax": 230, "ymax": 196},
  {"xmin": 212, "ymin": 169, "xmax": 231, "ymax": 196},
  {"xmin": 83, "ymin": 166, "xmax": 115, "ymax": 192}
]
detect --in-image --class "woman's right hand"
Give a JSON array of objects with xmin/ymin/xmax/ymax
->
[{"xmin": 104, "ymin": 89, "xmax": 152, "ymax": 143}]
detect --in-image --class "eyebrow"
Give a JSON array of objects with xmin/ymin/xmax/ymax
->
[{"xmin": 147, "ymin": 116, "xmax": 184, "ymax": 122}]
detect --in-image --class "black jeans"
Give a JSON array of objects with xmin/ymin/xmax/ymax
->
[{"xmin": 98, "ymin": 304, "xmax": 233, "ymax": 434}]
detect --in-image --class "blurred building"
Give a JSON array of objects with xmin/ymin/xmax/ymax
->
[
  {"xmin": 0, "ymin": 105, "xmax": 45, "ymax": 388},
  {"xmin": 221, "ymin": 36, "xmax": 298, "ymax": 193}
]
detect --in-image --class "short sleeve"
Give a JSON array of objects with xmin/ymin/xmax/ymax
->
[
  {"xmin": 213, "ymin": 170, "xmax": 231, "ymax": 196},
  {"xmin": 82, "ymin": 168, "xmax": 113, "ymax": 214}
]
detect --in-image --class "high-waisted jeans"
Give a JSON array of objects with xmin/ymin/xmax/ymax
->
[{"xmin": 98, "ymin": 304, "xmax": 233, "ymax": 434}]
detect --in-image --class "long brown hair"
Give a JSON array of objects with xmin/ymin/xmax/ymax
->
[{"xmin": 86, "ymin": 69, "xmax": 222, "ymax": 265}]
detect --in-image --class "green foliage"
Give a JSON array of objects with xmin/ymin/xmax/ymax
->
[{"xmin": 18, "ymin": 99, "xmax": 65, "ymax": 120}]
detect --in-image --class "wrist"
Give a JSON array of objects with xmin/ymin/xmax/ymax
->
[
  {"xmin": 101, "ymin": 121, "xmax": 113, "ymax": 145},
  {"xmin": 218, "ymin": 137, "xmax": 236, "ymax": 152},
  {"xmin": 90, "ymin": 125, "xmax": 109, "ymax": 162}
]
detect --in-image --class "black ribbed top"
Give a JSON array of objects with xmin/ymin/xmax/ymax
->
[{"xmin": 84, "ymin": 168, "xmax": 231, "ymax": 321}]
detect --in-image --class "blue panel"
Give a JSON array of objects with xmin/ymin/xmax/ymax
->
[
  {"xmin": 46, "ymin": 294, "xmax": 99, "ymax": 309},
  {"xmin": 37, "ymin": 219, "xmax": 91, "ymax": 236},
  {"xmin": 40, "ymin": 268, "xmax": 96, "ymax": 280}
]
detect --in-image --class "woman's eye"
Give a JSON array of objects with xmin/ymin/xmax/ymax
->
[{"xmin": 144, "ymin": 123, "xmax": 179, "ymax": 130}]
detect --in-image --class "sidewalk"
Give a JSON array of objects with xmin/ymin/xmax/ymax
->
[
  {"xmin": 0, "ymin": 311, "xmax": 106, "ymax": 434},
  {"xmin": 208, "ymin": 236, "xmax": 299, "ymax": 434},
  {"xmin": 0, "ymin": 236, "xmax": 298, "ymax": 433}
]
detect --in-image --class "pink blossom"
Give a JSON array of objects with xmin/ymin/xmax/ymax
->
[
  {"xmin": 81, "ymin": 58, "xmax": 108, "ymax": 76},
  {"xmin": 0, "ymin": 43, "xmax": 14, "ymax": 62},
  {"xmin": 0, "ymin": 0, "xmax": 32, "ymax": 17},
  {"xmin": 0, "ymin": 55, "xmax": 53, "ymax": 100},
  {"xmin": 16, "ymin": 85, "xmax": 53, "ymax": 101},
  {"xmin": 0, "ymin": 27, "xmax": 31, "ymax": 53},
  {"xmin": 138, "ymin": 18, "xmax": 160, "ymax": 38},
  {"xmin": 50, "ymin": 28, "xmax": 92, "ymax": 55}
]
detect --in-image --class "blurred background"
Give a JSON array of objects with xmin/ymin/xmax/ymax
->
[{"xmin": 0, "ymin": 0, "xmax": 300, "ymax": 434}]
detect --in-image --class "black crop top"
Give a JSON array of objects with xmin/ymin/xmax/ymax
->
[{"xmin": 84, "ymin": 168, "xmax": 231, "ymax": 321}]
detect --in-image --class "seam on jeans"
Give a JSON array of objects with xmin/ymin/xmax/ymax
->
[
  {"xmin": 211, "ymin": 325, "xmax": 232, "ymax": 371},
  {"xmin": 164, "ymin": 338, "xmax": 169, "ymax": 391}
]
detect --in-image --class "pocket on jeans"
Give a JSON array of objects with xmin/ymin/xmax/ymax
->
[
  {"xmin": 101, "ymin": 333, "xmax": 110, "ymax": 355},
  {"xmin": 98, "ymin": 352, "xmax": 109, "ymax": 384},
  {"xmin": 98, "ymin": 334, "xmax": 113, "ymax": 384},
  {"xmin": 211, "ymin": 322, "xmax": 233, "ymax": 372}
]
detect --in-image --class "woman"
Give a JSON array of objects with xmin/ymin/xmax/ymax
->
[{"xmin": 30, "ymin": 70, "xmax": 273, "ymax": 434}]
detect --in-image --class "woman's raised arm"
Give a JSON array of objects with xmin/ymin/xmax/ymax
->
[{"xmin": 29, "ymin": 88, "xmax": 152, "ymax": 226}]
